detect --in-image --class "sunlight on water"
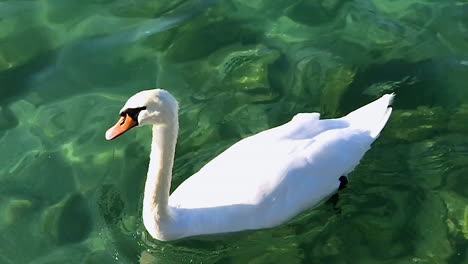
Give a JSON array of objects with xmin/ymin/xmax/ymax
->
[{"xmin": 1, "ymin": 0, "xmax": 467, "ymax": 263}]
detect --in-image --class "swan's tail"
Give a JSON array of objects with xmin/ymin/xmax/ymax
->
[{"xmin": 342, "ymin": 93, "xmax": 394, "ymax": 138}]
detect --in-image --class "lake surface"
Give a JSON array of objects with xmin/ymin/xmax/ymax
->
[{"xmin": 1, "ymin": 0, "xmax": 467, "ymax": 263}]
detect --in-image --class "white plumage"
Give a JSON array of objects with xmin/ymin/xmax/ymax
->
[{"xmin": 105, "ymin": 90, "xmax": 394, "ymax": 241}]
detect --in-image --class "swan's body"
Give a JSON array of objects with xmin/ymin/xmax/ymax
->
[{"xmin": 105, "ymin": 89, "xmax": 393, "ymax": 241}]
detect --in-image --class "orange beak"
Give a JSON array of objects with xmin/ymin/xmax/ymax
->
[{"xmin": 105, "ymin": 113, "xmax": 138, "ymax": 140}]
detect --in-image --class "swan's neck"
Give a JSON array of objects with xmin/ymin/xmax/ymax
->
[{"xmin": 143, "ymin": 120, "xmax": 178, "ymax": 238}]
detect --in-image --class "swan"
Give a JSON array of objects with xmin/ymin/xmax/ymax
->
[{"xmin": 105, "ymin": 89, "xmax": 394, "ymax": 241}]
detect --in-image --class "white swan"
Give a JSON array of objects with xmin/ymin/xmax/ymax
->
[{"xmin": 105, "ymin": 89, "xmax": 394, "ymax": 241}]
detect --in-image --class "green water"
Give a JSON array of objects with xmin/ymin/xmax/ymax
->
[{"xmin": 1, "ymin": 0, "xmax": 468, "ymax": 263}]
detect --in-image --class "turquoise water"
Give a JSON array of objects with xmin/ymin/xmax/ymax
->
[{"xmin": 1, "ymin": 0, "xmax": 468, "ymax": 263}]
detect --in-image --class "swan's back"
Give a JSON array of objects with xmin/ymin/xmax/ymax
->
[
  {"xmin": 168, "ymin": 94, "xmax": 393, "ymax": 238},
  {"xmin": 170, "ymin": 115, "xmax": 347, "ymax": 207}
]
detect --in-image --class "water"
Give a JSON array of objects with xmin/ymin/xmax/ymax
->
[{"xmin": 1, "ymin": 0, "xmax": 467, "ymax": 263}]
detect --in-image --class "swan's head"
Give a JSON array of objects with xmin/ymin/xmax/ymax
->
[{"xmin": 105, "ymin": 89, "xmax": 178, "ymax": 140}]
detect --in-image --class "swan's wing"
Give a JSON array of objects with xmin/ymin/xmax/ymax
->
[
  {"xmin": 169, "ymin": 114, "xmax": 353, "ymax": 209},
  {"xmin": 169, "ymin": 137, "xmax": 303, "ymax": 208},
  {"xmin": 276, "ymin": 127, "xmax": 375, "ymax": 214}
]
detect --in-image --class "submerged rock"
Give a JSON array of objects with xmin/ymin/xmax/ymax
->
[
  {"xmin": 448, "ymin": 104, "xmax": 468, "ymax": 133},
  {"xmin": 20, "ymin": 93, "xmax": 131, "ymax": 190},
  {"xmin": 362, "ymin": 76, "xmax": 417, "ymax": 97},
  {"xmin": 213, "ymin": 45, "xmax": 280, "ymax": 96},
  {"xmin": 349, "ymin": 187, "xmax": 415, "ymax": 259},
  {"xmin": 97, "ymin": 184, "xmax": 125, "ymax": 226},
  {"xmin": 406, "ymin": 135, "xmax": 468, "ymax": 259},
  {"xmin": 0, "ymin": 26, "xmax": 56, "ymax": 70},
  {"xmin": 0, "ymin": 105, "xmax": 18, "ymax": 132},
  {"xmin": 30, "ymin": 242, "xmax": 101, "ymax": 264},
  {"xmin": 1, "ymin": 151, "xmax": 76, "ymax": 206},
  {"xmin": 412, "ymin": 193, "xmax": 454, "ymax": 262},
  {"xmin": 341, "ymin": 1, "xmax": 409, "ymax": 55},
  {"xmin": 0, "ymin": 2, "xmax": 53, "ymax": 72},
  {"xmin": 217, "ymin": 45, "xmax": 279, "ymax": 80},
  {"xmin": 109, "ymin": 0, "xmax": 185, "ymax": 18},
  {"xmin": 384, "ymin": 106, "xmax": 449, "ymax": 142},
  {"xmin": 179, "ymin": 104, "xmax": 222, "ymax": 152},
  {"xmin": 441, "ymin": 191, "xmax": 468, "ymax": 240},
  {"xmin": 285, "ymin": 0, "xmax": 344, "ymax": 26},
  {"xmin": 232, "ymin": 0, "xmax": 295, "ymax": 17},
  {"xmin": 40, "ymin": 193, "xmax": 92, "ymax": 245},
  {"xmin": 82, "ymin": 250, "xmax": 116, "ymax": 264},
  {"xmin": 0, "ymin": 198, "xmax": 33, "ymax": 228},
  {"xmin": 409, "ymin": 135, "xmax": 468, "ymax": 191},
  {"xmin": 279, "ymin": 46, "xmax": 355, "ymax": 116},
  {"xmin": 221, "ymin": 104, "xmax": 271, "ymax": 138},
  {"xmin": 44, "ymin": 0, "xmax": 92, "ymax": 24},
  {"xmin": 160, "ymin": 41, "xmax": 281, "ymax": 103},
  {"xmin": 165, "ymin": 8, "xmax": 241, "ymax": 63},
  {"xmin": 319, "ymin": 65, "xmax": 356, "ymax": 116}
]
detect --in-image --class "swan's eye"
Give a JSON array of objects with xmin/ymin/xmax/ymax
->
[{"xmin": 121, "ymin": 107, "xmax": 147, "ymax": 123}]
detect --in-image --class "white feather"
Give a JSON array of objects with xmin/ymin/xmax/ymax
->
[{"xmin": 107, "ymin": 90, "xmax": 394, "ymax": 241}]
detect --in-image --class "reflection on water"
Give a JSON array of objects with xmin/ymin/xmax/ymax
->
[{"xmin": 1, "ymin": 0, "xmax": 467, "ymax": 263}]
